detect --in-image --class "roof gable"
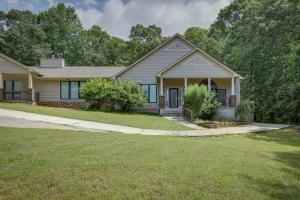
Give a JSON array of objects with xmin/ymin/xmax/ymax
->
[
  {"xmin": 0, "ymin": 53, "xmax": 31, "ymax": 74},
  {"xmin": 114, "ymin": 33, "xmax": 197, "ymax": 78},
  {"xmin": 158, "ymin": 49, "xmax": 241, "ymax": 78}
]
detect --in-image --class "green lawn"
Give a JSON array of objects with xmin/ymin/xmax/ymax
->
[
  {"xmin": 0, "ymin": 127, "xmax": 299, "ymax": 199},
  {"xmin": 0, "ymin": 103, "xmax": 191, "ymax": 131}
]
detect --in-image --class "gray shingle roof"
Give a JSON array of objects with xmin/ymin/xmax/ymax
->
[{"xmin": 30, "ymin": 66, "xmax": 126, "ymax": 78}]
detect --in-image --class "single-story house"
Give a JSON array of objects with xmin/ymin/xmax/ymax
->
[{"xmin": 0, "ymin": 33, "xmax": 241, "ymax": 119}]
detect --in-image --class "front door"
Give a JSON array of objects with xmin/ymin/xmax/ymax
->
[{"xmin": 169, "ymin": 88, "xmax": 178, "ymax": 108}]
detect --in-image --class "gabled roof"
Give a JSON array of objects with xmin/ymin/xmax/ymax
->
[
  {"xmin": 157, "ymin": 48, "xmax": 242, "ymax": 78},
  {"xmin": 30, "ymin": 66, "xmax": 125, "ymax": 79},
  {"xmin": 113, "ymin": 33, "xmax": 198, "ymax": 78},
  {"xmin": 0, "ymin": 53, "xmax": 39, "ymax": 74}
]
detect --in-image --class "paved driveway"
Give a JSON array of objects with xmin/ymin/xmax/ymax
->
[
  {"xmin": 0, "ymin": 116, "xmax": 90, "ymax": 131},
  {"xmin": 0, "ymin": 108, "xmax": 290, "ymax": 136}
]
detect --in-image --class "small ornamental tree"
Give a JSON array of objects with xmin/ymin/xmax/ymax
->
[
  {"xmin": 200, "ymin": 91, "xmax": 220, "ymax": 120},
  {"xmin": 184, "ymin": 84, "xmax": 220, "ymax": 120}
]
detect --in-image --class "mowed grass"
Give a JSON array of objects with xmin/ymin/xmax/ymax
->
[
  {"xmin": 0, "ymin": 127, "xmax": 300, "ymax": 199},
  {"xmin": 0, "ymin": 103, "xmax": 191, "ymax": 131}
]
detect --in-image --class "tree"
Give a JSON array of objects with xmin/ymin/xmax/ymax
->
[
  {"xmin": 184, "ymin": 27, "xmax": 221, "ymax": 59},
  {"xmin": 37, "ymin": 3, "xmax": 85, "ymax": 65},
  {"xmin": 0, "ymin": 9, "xmax": 48, "ymax": 65},
  {"xmin": 210, "ymin": 0, "xmax": 300, "ymax": 123},
  {"xmin": 126, "ymin": 24, "xmax": 164, "ymax": 64}
]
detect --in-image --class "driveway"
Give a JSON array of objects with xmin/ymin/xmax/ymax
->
[
  {"xmin": 0, "ymin": 116, "xmax": 91, "ymax": 131},
  {"xmin": 0, "ymin": 108, "xmax": 290, "ymax": 136}
]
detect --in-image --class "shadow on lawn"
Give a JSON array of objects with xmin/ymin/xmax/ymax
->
[
  {"xmin": 247, "ymin": 128, "xmax": 300, "ymax": 147},
  {"xmin": 245, "ymin": 129, "xmax": 300, "ymax": 199}
]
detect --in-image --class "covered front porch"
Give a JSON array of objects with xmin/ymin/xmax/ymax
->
[
  {"xmin": 0, "ymin": 72, "xmax": 39, "ymax": 104},
  {"xmin": 158, "ymin": 76, "xmax": 240, "ymax": 118}
]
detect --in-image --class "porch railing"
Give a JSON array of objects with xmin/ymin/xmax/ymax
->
[
  {"xmin": 3, "ymin": 91, "xmax": 40, "ymax": 103},
  {"xmin": 183, "ymin": 106, "xmax": 194, "ymax": 121},
  {"xmin": 4, "ymin": 91, "xmax": 26, "ymax": 102}
]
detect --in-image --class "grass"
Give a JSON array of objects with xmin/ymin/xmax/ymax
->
[
  {"xmin": 0, "ymin": 127, "xmax": 299, "ymax": 199},
  {"xmin": 0, "ymin": 103, "xmax": 191, "ymax": 131}
]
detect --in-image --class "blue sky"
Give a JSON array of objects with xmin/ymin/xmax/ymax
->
[{"xmin": 1, "ymin": 0, "xmax": 231, "ymax": 39}]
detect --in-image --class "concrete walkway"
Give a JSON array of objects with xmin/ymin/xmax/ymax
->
[
  {"xmin": 0, "ymin": 108, "xmax": 290, "ymax": 137},
  {"xmin": 164, "ymin": 115, "xmax": 206, "ymax": 130}
]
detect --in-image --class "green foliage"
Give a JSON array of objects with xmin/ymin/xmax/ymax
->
[
  {"xmin": 184, "ymin": 27, "xmax": 221, "ymax": 59},
  {"xmin": 80, "ymin": 79, "xmax": 146, "ymax": 111},
  {"xmin": 118, "ymin": 81, "xmax": 146, "ymax": 111},
  {"xmin": 184, "ymin": 84, "xmax": 220, "ymax": 120},
  {"xmin": 80, "ymin": 78, "xmax": 121, "ymax": 108},
  {"xmin": 0, "ymin": 1, "xmax": 299, "ymax": 123},
  {"xmin": 0, "ymin": 9, "xmax": 48, "ymax": 65},
  {"xmin": 200, "ymin": 91, "xmax": 221, "ymax": 120},
  {"xmin": 236, "ymin": 99, "xmax": 254, "ymax": 123},
  {"xmin": 209, "ymin": 0, "xmax": 300, "ymax": 124}
]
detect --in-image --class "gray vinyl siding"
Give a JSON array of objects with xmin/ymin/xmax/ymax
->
[
  {"xmin": 163, "ymin": 52, "xmax": 234, "ymax": 78},
  {"xmin": 118, "ymin": 39, "xmax": 194, "ymax": 84},
  {"xmin": 34, "ymin": 79, "xmax": 61, "ymax": 101},
  {"xmin": 34, "ymin": 79, "xmax": 85, "ymax": 102},
  {"xmin": 0, "ymin": 57, "xmax": 28, "ymax": 73}
]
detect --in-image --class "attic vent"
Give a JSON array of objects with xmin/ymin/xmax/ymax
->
[
  {"xmin": 163, "ymin": 41, "xmax": 190, "ymax": 51},
  {"xmin": 40, "ymin": 58, "xmax": 65, "ymax": 68},
  {"xmin": 185, "ymin": 55, "xmax": 211, "ymax": 66}
]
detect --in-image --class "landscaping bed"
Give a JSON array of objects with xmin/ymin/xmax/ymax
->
[{"xmin": 194, "ymin": 119, "xmax": 243, "ymax": 128}]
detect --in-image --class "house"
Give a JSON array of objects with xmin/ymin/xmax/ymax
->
[{"xmin": 0, "ymin": 34, "xmax": 241, "ymax": 119}]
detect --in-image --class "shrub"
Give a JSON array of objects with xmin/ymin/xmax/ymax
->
[
  {"xmin": 118, "ymin": 81, "xmax": 146, "ymax": 111},
  {"xmin": 200, "ymin": 91, "xmax": 220, "ymax": 120},
  {"xmin": 80, "ymin": 79, "xmax": 121, "ymax": 108},
  {"xmin": 184, "ymin": 84, "xmax": 220, "ymax": 120},
  {"xmin": 236, "ymin": 99, "xmax": 254, "ymax": 123},
  {"xmin": 80, "ymin": 79, "xmax": 146, "ymax": 111}
]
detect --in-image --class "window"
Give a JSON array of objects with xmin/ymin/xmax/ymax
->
[
  {"xmin": 141, "ymin": 84, "xmax": 157, "ymax": 103},
  {"xmin": 60, "ymin": 81, "xmax": 86, "ymax": 99},
  {"xmin": 4, "ymin": 80, "xmax": 21, "ymax": 91}
]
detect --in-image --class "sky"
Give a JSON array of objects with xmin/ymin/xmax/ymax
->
[{"xmin": 0, "ymin": 0, "xmax": 231, "ymax": 39}]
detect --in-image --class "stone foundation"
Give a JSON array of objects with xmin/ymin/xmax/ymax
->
[
  {"xmin": 38, "ymin": 102, "xmax": 90, "ymax": 109},
  {"xmin": 0, "ymin": 88, "xmax": 4, "ymax": 102},
  {"xmin": 159, "ymin": 96, "xmax": 165, "ymax": 108},
  {"xmin": 229, "ymin": 95, "xmax": 237, "ymax": 107}
]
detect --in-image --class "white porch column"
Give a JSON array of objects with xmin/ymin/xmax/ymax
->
[
  {"xmin": 28, "ymin": 72, "xmax": 33, "ymax": 89},
  {"xmin": 208, "ymin": 77, "xmax": 211, "ymax": 91},
  {"xmin": 0, "ymin": 72, "xmax": 3, "ymax": 88},
  {"xmin": 184, "ymin": 77, "xmax": 187, "ymax": 92},
  {"xmin": 231, "ymin": 77, "xmax": 235, "ymax": 95},
  {"xmin": 160, "ymin": 76, "xmax": 163, "ymax": 96}
]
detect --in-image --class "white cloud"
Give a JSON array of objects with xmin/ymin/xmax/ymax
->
[
  {"xmin": 83, "ymin": 0, "xmax": 97, "ymax": 6},
  {"xmin": 5, "ymin": 0, "xmax": 20, "ymax": 4},
  {"xmin": 76, "ymin": 0, "xmax": 231, "ymax": 40},
  {"xmin": 47, "ymin": 0, "xmax": 57, "ymax": 7}
]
